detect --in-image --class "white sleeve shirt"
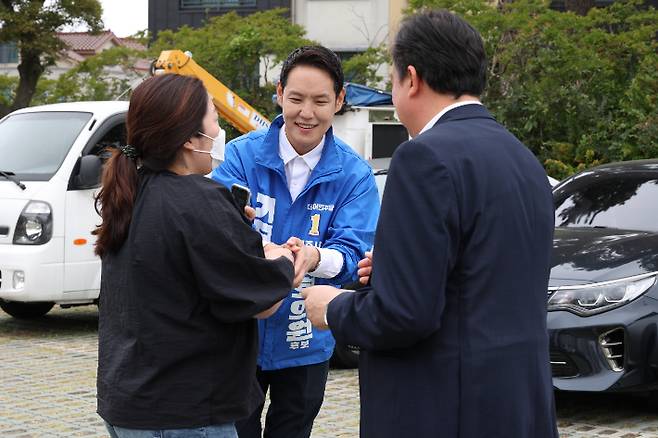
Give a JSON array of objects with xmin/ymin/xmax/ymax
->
[{"xmin": 275, "ymin": 126, "xmax": 343, "ymax": 279}]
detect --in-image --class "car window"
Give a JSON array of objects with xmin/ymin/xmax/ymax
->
[
  {"xmin": 554, "ymin": 174, "xmax": 658, "ymax": 232},
  {"xmin": 0, "ymin": 111, "xmax": 92, "ymax": 181},
  {"xmin": 89, "ymin": 122, "xmax": 126, "ymax": 161},
  {"xmin": 370, "ymin": 165, "xmax": 555, "ymax": 205}
]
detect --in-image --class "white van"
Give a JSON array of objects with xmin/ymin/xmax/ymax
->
[{"xmin": 0, "ymin": 101, "xmax": 128, "ymax": 318}]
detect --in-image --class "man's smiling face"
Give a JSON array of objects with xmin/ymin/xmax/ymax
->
[{"xmin": 277, "ymin": 65, "xmax": 344, "ymax": 155}]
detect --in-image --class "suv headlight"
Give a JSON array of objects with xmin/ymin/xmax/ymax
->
[
  {"xmin": 13, "ymin": 201, "xmax": 53, "ymax": 245},
  {"xmin": 548, "ymin": 273, "xmax": 657, "ymax": 316}
]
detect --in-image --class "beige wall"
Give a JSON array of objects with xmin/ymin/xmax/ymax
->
[
  {"xmin": 292, "ymin": 0, "xmax": 409, "ymax": 50},
  {"xmin": 295, "ymin": 0, "xmax": 390, "ymax": 51},
  {"xmin": 388, "ymin": 0, "xmax": 408, "ymax": 46}
]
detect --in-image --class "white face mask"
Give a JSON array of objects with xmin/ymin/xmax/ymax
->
[{"xmin": 195, "ymin": 128, "xmax": 226, "ymax": 169}]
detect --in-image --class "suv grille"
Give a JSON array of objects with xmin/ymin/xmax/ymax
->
[
  {"xmin": 550, "ymin": 351, "xmax": 579, "ymax": 378},
  {"xmin": 599, "ymin": 328, "xmax": 625, "ymax": 372}
]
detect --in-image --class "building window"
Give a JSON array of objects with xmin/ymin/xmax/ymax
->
[
  {"xmin": 0, "ymin": 43, "xmax": 18, "ymax": 64},
  {"xmin": 180, "ymin": 0, "xmax": 256, "ymax": 8}
]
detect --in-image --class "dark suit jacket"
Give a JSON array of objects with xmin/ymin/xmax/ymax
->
[{"xmin": 328, "ymin": 104, "xmax": 558, "ymax": 438}]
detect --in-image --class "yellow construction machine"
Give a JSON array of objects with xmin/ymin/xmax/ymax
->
[{"xmin": 152, "ymin": 50, "xmax": 270, "ymax": 134}]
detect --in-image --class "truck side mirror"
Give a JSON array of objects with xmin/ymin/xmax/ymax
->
[{"xmin": 69, "ymin": 155, "xmax": 102, "ymax": 190}]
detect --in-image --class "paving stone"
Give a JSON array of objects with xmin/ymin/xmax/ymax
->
[{"xmin": 2, "ymin": 306, "xmax": 658, "ymax": 437}]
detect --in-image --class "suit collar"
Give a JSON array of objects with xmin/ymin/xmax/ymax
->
[
  {"xmin": 434, "ymin": 104, "xmax": 495, "ymax": 126},
  {"xmin": 419, "ymin": 101, "xmax": 482, "ymax": 135}
]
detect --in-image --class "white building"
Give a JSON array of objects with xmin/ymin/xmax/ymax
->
[
  {"xmin": 260, "ymin": 0, "xmax": 408, "ymax": 88},
  {"xmin": 293, "ymin": 0, "xmax": 390, "ymax": 53}
]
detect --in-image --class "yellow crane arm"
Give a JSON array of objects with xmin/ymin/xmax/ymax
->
[{"xmin": 153, "ymin": 50, "xmax": 270, "ymax": 134}]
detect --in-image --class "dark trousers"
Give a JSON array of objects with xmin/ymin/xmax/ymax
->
[{"xmin": 237, "ymin": 361, "xmax": 330, "ymax": 438}]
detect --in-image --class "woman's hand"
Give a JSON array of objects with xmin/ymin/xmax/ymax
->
[
  {"xmin": 244, "ymin": 205, "xmax": 256, "ymax": 221},
  {"xmin": 264, "ymin": 243, "xmax": 294, "ymax": 264},
  {"xmin": 284, "ymin": 237, "xmax": 320, "ymax": 288}
]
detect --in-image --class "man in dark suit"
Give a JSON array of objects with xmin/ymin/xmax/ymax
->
[{"xmin": 301, "ymin": 9, "xmax": 559, "ymax": 438}]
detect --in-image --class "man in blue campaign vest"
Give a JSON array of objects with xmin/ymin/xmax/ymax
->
[{"xmin": 211, "ymin": 46, "xmax": 379, "ymax": 438}]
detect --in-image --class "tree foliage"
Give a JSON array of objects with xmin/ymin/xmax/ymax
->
[
  {"xmin": 0, "ymin": 0, "xmax": 103, "ymax": 116},
  {"xmin": 41, "ymin": 46, "xmax": 143, "ymax": 103},
  {"xmin": 342, "ymin": 46, "xmax": 391, "ymax": 88},
  {"xmin": 405, "ymin": 0, "xmax": 657, "ymax": 178},
  {"xmin": 1, "ymin": 45, "xmax": 145, "ymax": 108},
  {"xmin": 0, "ymin": 74, "xmax": 16, "ymax": 108}
]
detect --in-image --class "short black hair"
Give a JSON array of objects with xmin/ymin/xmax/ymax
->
[
  {"xmin": 392, "ymin": 9, "xmax": 487, "ymax": 98},
  {"xmin": 279, "ymin": 45, "xmax": 344, "ymax": 98}
]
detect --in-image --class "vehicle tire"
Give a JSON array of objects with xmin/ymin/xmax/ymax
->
[
  {"xmin": 330, "ymin": 343, "xmax": 360, "ymax": 369},
  {"xmin": 0, "ymin": 300, "xmax": 54, "ymax": 319}
]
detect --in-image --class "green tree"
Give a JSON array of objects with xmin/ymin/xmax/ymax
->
[
  {"xmin": 405, "ymin": 0, "xmax": 657, "ymax": 179},
  {"xmin": 343, "ymin": 46, "xmax": 391, "ymax": 88},
  {"xmin": 0, "ymin": 74, "xmax": 17, "ymax": 108},
  {"xmin": 149, "ymin": 8, "xmax": 314, "ymax": 138},
  {"xmin": 0, "ymin": 0, "xmax": 103, "ymax": 117},
  {"xmin": 564, "ymin": 0, "xmax": 595, "ymax": 15}
]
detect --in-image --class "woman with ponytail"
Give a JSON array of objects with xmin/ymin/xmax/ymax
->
[{"xmin": 95, "ymin": 74, "xmax": 294, "ymax": 438}]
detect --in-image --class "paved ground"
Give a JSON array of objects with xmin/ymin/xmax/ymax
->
[{"xmin": 1, "ymin": 306, "xmax": 657, "ymax": 437}]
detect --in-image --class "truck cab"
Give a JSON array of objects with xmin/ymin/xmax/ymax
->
[{"xmin": 0, "ymin": 101, "xmax": 128, "ymax": 318}]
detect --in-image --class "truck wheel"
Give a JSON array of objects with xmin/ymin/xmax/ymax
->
[
  {"xmin": 330, "ymin": 343, "xmax": 360, "ymax": 369},
  {"xmin": 0, "ymin": 301, "xmax": 54, "ymax": 319}
]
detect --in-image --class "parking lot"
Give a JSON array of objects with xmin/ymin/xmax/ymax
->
[{"xmin": 1, "ymin": 306, "xmax": 658, "ymax": 438}]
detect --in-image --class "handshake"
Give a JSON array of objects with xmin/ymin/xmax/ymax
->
[
  {"xmin": 266, "ymin": 237, "xmax": 373, "ymax": 331},
  {"xmin": 249, "ymin": 201, "xmax": 373, "ymax": 330},
  {"xmin": 263, "ymin": 237, "xmax": 320, "ymax": 288},
  {"xmin": 244, "ymin": 205, "xmax": 319, "ymax": 288}
]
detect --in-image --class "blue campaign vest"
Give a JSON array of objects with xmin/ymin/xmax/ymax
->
[{"xmin": 212, "ymin": 116, "xmax": 379, "ymax": 370}]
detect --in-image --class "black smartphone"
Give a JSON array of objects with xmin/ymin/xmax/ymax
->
[{"xmin": 231, "ymin": 183, "xmax": 251, "ymax": 213}]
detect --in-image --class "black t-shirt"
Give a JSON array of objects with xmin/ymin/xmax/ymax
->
[{"xmin": 97, "ymin": 170, "xmax": 293, "ymax": 429}]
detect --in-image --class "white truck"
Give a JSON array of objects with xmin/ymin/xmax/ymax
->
[{"xmin": 0, "ymin": 101, "xmax": 129, "ymax": 318}]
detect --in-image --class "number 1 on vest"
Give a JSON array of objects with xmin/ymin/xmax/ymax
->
[{"xmin": 309, "ymin": 214, "xmax": 321, "ymax": 236}]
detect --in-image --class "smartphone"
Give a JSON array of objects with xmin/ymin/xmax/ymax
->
[{"xmin": 231, "ymin": 183, "xmax": 251, "ymax": 213}]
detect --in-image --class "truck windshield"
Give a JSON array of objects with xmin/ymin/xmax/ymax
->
[{"xmin": 0, "ymin": 111, "xmax": 92, "ymax": 181}]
